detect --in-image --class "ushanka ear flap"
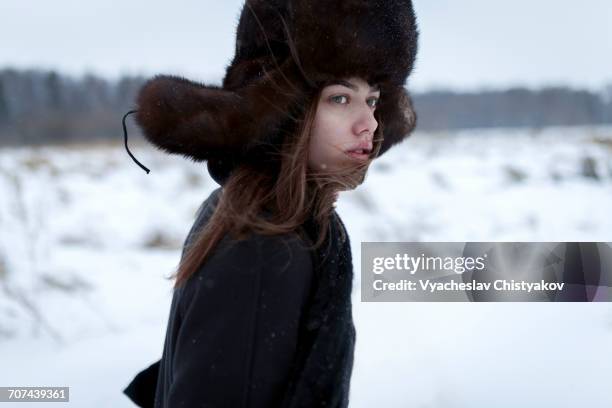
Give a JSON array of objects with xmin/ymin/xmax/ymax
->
[
  {"xmin": 134, "ymin": 75, "xmax": 245, "ymax": 162},
  {"xmin": 133, "ymin": 59, "xmax": 309, "ymax": 164},
  {"xmin": 376, "ymin": 86, "xmax": 417, "ymax": 157}
]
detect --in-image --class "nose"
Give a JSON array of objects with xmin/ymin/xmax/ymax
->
[{"xmin": 352, "ymin": 106, "xmax": 378, "ymax": 142}]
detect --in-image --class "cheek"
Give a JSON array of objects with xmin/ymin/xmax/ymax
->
[
  {"xmin": 309, "ymin": 113, "xmax": 344, "ymax": 166},
  {"xmin": 312, "ymin": 112, "xmax": 347, "ymax": 149},
  {"xmin": 308, "ymin": 123, "xmax": 327, "ymax": 167}
]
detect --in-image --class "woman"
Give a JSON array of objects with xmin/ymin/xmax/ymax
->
[{"xmin": 123, "ymin": 1, "xmax": 418, "ymax": 407}]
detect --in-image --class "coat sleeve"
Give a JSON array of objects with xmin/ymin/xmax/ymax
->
[
  {"xmin": 122, "ymin": 360, "xmax": 160, "ymax": 408},
  {"xmin": 166, "ymin": 231, "xmax": 314, "ymax": 408}
]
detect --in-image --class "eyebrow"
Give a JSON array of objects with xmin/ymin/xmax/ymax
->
[{"xmin": 328, "ymin": 79, "xmax": 380, "ymax": 93}]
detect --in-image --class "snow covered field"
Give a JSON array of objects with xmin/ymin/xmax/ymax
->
[{"xmin": 1, "ymin": 126, "xmax": 611, "ymax": 407}]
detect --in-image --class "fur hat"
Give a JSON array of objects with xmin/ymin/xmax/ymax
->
[{"xmin": 133, "ymin": 0, "xmax": 418, "ymax": 182}]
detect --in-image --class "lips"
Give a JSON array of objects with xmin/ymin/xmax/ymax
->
[
  {"xmin": 345, "ymin": 150, "xmax": 369, "ymax": 160},
  {"xmin": 345, "ymin": 145, "xmax": 372, "ymax": 160}
]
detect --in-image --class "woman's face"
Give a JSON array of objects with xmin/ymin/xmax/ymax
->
[{"xmin": 308, "ymin": 77, "xmax": 380, "ymax": 171}]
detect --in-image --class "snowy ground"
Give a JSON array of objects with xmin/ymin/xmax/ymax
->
[{"xmin": 1, "ymin": 126, "xmax": 611, "ymax": 407}]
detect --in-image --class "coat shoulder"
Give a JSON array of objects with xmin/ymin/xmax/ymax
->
[{"xmin": 189, "ymin": 227, "xmax": 315, "ymax": 286}]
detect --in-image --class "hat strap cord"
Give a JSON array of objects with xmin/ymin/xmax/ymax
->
[{"xmin": 122, "ymin": 109, "xmax": 151, "ymax": 174}]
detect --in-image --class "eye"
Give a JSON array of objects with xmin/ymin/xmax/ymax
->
[
  {"xmin": 367, "ymin": 97, "xmax": 380, "ymax": 108},
  {"xmin": 330, "ymin": 95, "xmax": 349, "ymax": 104}
]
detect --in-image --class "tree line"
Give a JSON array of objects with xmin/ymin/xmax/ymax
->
[
  {"xmin": 413, "ymin": 87, "xmax": 612, "ymax": 130},
  {"xmin": 0, "ymin": 68, "xmax": 610, "ymax": 147}
]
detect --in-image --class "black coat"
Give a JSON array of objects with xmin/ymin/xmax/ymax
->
[{"xmin": 123, "ymin": 187, "xmax": 356, "ymax": 407}]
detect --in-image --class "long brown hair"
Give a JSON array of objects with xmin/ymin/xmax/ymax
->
[{"xmin": 171, "ymin": 88, "xmax": 384, "ymax": 288}]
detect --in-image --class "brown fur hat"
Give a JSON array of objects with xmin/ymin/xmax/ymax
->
[{"xmin": 134, "ymin": 0, "xmax": 418, "ymax": 179}]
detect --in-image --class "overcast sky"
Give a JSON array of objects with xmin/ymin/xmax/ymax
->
[{"xmin": 2, "ymin": 0, "xmax": 611, "ymax": 92}]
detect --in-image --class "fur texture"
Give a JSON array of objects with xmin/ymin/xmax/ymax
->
[{"xmin": 135, "ymin": 0, "xmax": 419, "ymax": 165}]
